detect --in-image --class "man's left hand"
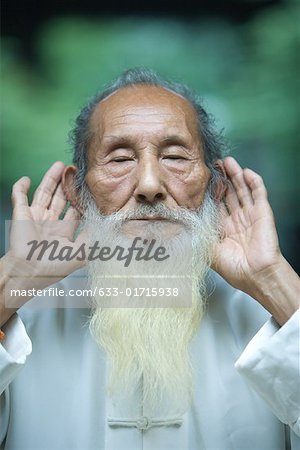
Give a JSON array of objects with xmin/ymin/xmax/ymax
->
[{"xmin": 212, "ymin": 156, "xmax": 300, "ymax": 325}]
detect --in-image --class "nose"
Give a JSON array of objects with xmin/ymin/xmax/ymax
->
[{"xmin": 134, "ymin": 159, "xmax": 167, "ymax": 204}]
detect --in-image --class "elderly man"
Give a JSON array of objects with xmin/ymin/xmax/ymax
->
[{"xmin": 0, "ymin": 68, "xmax": 299, "ymax": 450}]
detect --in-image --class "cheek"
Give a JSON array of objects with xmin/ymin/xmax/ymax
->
[
  {"xmin": 164, "ymin": 164, "xmax": 210, "ymax": 209},
  {"xmin": 86, "ymin": 169, "xmax": 134, "ymax": 213}
]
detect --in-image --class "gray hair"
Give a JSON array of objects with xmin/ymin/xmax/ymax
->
[{"xmin": 69, "ymin": 67, "xmax": 226, "ymax": 198}]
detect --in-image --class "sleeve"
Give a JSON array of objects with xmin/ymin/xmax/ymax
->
[
  {"xmin": 235, "ymin": 308, "xmax": 300, "ymax": 437},
  {"xmin": 0, "ymin": 314, "xmax": 32, "ymax": 445}
]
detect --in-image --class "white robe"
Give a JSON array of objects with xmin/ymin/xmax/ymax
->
[{"xmin": 0, "ymin": 270, "xmax": 299, "ymax": 450}]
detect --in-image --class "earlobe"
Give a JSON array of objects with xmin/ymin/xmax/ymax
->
[
  {"xmin": 211, "ymin": 160, "xmax": 228, "ymax": 203},
  {"xmin": 62, "ymin": 165, "xmax": 84, "ymax": 214}
]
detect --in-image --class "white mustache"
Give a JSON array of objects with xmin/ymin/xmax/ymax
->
[{"xmin": 102, "ymin": 203, "xmax": 202, "ymax": 228}]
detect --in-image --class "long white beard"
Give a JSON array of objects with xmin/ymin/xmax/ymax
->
[{"xmin": 83, "ymin": 193, "xmax": 220, "ymax": 417}]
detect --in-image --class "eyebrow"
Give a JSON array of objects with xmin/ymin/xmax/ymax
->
[
  {"xmin": 160, "ymin": 135, "xmax": 189, "ymax": 147},
  {"xmin": 102, "ymin": 134, "xmax": 189, "ymax": 147},
  {"xmin": 102, "ymin": 135, "xmax": 135, "ymax": 147}
]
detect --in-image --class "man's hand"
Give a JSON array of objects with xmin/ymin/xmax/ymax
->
[
  {"xmin": 212, "ymin": 157, "xmax": 300, "ymax": 326},
  {"xmin": 8, "ymin": 161, "xmax": 84, "ymax": 272},
  {"xmin": 0, "ymin": 162, "xmax": 85, "ymax": 327}
]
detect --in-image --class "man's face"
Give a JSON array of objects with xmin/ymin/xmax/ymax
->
[{"xmin": 85, "ymin": 85, "xmax": 211, "ymax": 214}]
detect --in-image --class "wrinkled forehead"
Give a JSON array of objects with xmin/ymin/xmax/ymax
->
[{"xmin": 88, "ymin": 85, "xmax": 200, "ymax": 138}]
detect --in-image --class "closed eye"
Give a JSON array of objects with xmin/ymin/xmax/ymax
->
[
  {"xmin": 163, "ymin": 155, "xmax": 187, "ymax": 160},
  {"xmin": 111, "ymin": 157, "xmax": 134, "ymax": 162}
]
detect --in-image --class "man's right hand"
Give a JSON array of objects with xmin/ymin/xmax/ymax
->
[{"xmin": 0, "ymin": 161, "xmax": 85, "ymax": 327}]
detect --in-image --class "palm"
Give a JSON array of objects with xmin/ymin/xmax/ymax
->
[
  {"xmin": 213, "ymin": 157, "xmax": 280, "ymax": 294},
  {"xmin": 9, "ymin": 162, "xmax": 85, "ymax": 277}
]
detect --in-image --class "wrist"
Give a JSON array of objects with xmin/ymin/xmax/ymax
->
[
  {"xmin": 251, "ymin": 255, "xmax": 300, "ymax": 326},
  {"xmin": 0, "ymin": 255, "xmax": 19, "ymax": 327},
  {"xmin": 0, "ymin": 252, "xmax": 58, "ymax": 322}
]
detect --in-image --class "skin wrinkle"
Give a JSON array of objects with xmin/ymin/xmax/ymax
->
[{"xmin": 85, "ymin": 85, "xmax": 211, "ymax": 214}]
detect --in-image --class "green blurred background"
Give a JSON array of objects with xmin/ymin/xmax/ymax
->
[{"xmin": 1, "ymin": 0, "xmax": 299, "ymax": 271}]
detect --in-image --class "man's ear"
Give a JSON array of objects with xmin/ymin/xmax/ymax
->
[
  {"xmin": 210, "ymin": 159, "xmax": 228, "ymax": 203},
  {"xmin": 62, "ymin": 165, "xmax": 84, "ymax": 214}
]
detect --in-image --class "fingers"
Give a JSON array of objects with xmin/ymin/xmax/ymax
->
[
  {"xmin": 31, "ymin": 161, "xmax": 65, "ymax": 209},
  {"xmin": 63, "ymin": 205, "xmax": 81, "ymax": 221},
  {"xmin": 11, "ymin": 177, "xmax": 31, "ymax": 209},
  {"xmin": 224, "ymin": 181, "xmax": 239, "ymax": 214},
  {"xmin": 243, "ymin": 168, "xmax": 268, "ymax": 203},
  {"xmin": 48, "ymin": 183, "xmax": 67, "ymax": 218},
  {"xmin": 223, "ymin": 157, "xmax": 253, "ymax": 207},
  {"xmin": 223, "ymin": 157, "xmax": 269, "ymax": 208},
  {"xmin": 63, "ymin": 206, "xmax": 82, "ymax": 236}
]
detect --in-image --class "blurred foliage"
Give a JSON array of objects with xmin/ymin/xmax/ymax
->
[{"xmin": 0, "ymin": 2, "xmax": 299, "ymax": 260}]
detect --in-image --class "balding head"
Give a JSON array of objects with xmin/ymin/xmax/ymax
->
[{"xmin": 69, "ymin": 68, "xmax": 226, "ymax": 207}]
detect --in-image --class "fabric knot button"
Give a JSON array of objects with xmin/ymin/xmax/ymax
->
[{"xmin": 136, "ymin": 416, "xmax": 152, "ymax": 430}]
